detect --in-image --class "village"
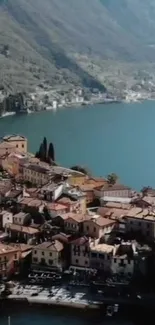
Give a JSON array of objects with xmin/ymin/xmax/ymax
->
[{"xmin": 0, "ymin": 134, "xmax": 155, "ymax": 307}]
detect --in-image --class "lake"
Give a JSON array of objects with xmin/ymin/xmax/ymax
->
[{"xmin": 0, "ymin": 100, "xmax": 154, "ymax": 190}]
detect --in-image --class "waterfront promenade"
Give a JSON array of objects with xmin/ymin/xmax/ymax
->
[{"xmin": 1, "ymin": 283, "xmax": 155, "ymax": 310}]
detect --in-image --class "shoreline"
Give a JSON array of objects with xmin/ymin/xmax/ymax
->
[{"xmin": 0, "ymin": 97, "xmax": 155, "ymax": 119}]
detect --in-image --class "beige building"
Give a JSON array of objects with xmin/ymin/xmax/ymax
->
[
  {"xmin": 0, "ymin": 243, "xmax": 20, "ymax": 279},
  {"xmin": 3, "ymin": 135, "xmax": 27, "ymax": 154},
  {"xmin": 83, "ymin": 216, "xmax": 116, "ymax": 239},
  {"xmin": 32, "ymin": 241, "xmax": 64, "ymax": 271},
  {"xmin": 125, "ymin": 207, "xmax": 155, "ymax": 240},
  {"xmin": 70, "ymin": 237, "xmax": 91, "ymax": 269},
  {"xmin": 64, "ymin": 213, "xmax": 88, "ymax": 233},
  {"xmin": 111, "ymin": 243, "xmax": 135, "ymax": 276},
  {"xmin": 0, "ymin": 141, "xmax": 16, "ymax": 157},
  {"xmin": 22, "ymin": 163, "xmax": 51, "ymax": 185},
  {"xmin": 94, "ymin": 184, "xmax": 132, "ymax": 199},
  {"xmin": 13, "ymin": 212, "xmax": 31, "ymax": 226},
  {"xmin": 5, "ymin": 223, "xmax": 40, "ymax": 243},
  {"xmin": 90, "ymin": 243, "xmax": 114, "ymax": 272}
]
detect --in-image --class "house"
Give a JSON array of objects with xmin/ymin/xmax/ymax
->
[
  {"xmin": 5, "ymin": 189, "xmax": 22, "ymax": 202},
  {"xmin": 0, "ymin": 243, "xmax": 20, "ymax": 279},
  {"xmin": 64, "ymin": 213, "xmax": 89, "ymax": 234},
  {"xmin": 9, "ymin": 243, "xmax": 33, "ymax": 275},
  {"xmin": 22, "ymin": 163, "xmax": 51, "ymax": 185},
  {"xmin": 13, "ymin": 212, "xmax": 31, "ymax": 226},
  {"xmin": 77, "ymin": 177, "xmax": 106, "ymax": 205},
  {"xmin": 83, "ymin": 215, "xmax": 116, "ymax": 239},
  {"xmin": 46, "ymin": 202, "xmax": 68, "ymax": 218},
  {"xmin": 2, "ymin": 152, "xmax": 28, "ymax": 176},
  {"xmin": 32, "ymin": 240, "xmax": 64, "ymax": 271},
  {"xmin": 135, "ymin": 196, "xmax": 155, "ymax": 209},
  {"xmin": 5, "ymin": 223, "xmax": 40, "ymax": 244},
  {"xmin": 94, "ymin": 184, "xmax": 132, "ymax": 199},
  {"xmin": 90, "ymin": 243, "xmax": 114, "ymax": 272},
  {"xmin": 0, "ymin": 141, "xmax": 16, "ymax": 157},
  {"xmin": 68, "ymin": 173, "xmax": 87, "ymax": 186},
  {"xmin": 0, "ymin": 180, "xmax": 12, "ymax": 203},
  {"xmin": 0, "ymin": 210, "xmax": 13, "ymax": 229},
  {"xmin": 57, "ymin": 195, "xmax": 86, "ymax": 214},
  {"xmin": 40, "ymin": 183, "xmax": 64, "ymax": 201},
  {"xmin": 18, "ymin": 197, "xmax": 45, "ymax": 214},
  {"xmin": 63, "ymin": 184, "xmax": 86, "ymax": 213},
  {"xmin": 3, "ymin": 134, "xmax": 27, "ymax": 154},
  {"xmin": 111, "ymin": 242, "xmax": 135, "ymax": 276},
  {"xmin": 125, "ymin": 207, "xmax": 155, "ymax": 240},
  {"xmin": 70, "ymin": 237, "xmax": 91, "ymax": 269}
]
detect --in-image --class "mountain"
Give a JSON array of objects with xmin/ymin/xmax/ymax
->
[{"xmin": 0, "ymin": 0, "xmax": 155, "ymax": 92}]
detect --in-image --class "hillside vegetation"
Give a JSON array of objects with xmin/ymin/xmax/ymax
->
[{"xmin": 0, "ymin": 0, "xmax": 155, "ymax": 92}]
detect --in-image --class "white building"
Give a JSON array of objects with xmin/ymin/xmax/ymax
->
[{"xmin": 1, "ymin": 211, "xmax": 13, "ymax": 229}]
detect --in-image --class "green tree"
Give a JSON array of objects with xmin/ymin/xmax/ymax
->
[
  {"xmin": 38, "ymin": 143, "xmax": 45, "ymax": 161},
  {"xmin": 48, "ymin": 142, "xmax": 55, "ymax": 161},
  {"xmin": 43, "ymin": 137, "xmax": 47, "ymax": 160},
  {"xmin": 107, "ymin": 173, "xmax": 118, "ymax": 185}
]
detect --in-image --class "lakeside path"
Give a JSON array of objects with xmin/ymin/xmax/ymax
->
[{"xmin": 1, "ymin": 283, "xmax": 155, "ymax": 310}]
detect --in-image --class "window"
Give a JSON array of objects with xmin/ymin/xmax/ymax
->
[
  {"xmin": 147, "ymin": 223, "xmax": 150, "ymax": 228},
  {"xmin": 42, "ymin": 251, "xmax": 44, "ymax": 256},
  {"xmin": 33, "ymin": 257, "xmax": 38, "ymax": 263},
  {"xmin": 85, "ymin": 260, "xmax": 88, "ymax": 265},
  {"xmin": 22, "ymin": 144, "xmax": 24, "ymax": 148},
  {"xmin": 16, "ymin": 144, "xmax": 18, "ymax": 148},
  {"xmin": 107, "ymin": 255, "xmax": 110, "ymax": 260},
  {"xmin": 41, "ymin": 258, "xmax": 45, "ymax": 264},
  {"xmin": 128, "ymin": 259, "xmax": 131, "ymax": 265},
  {"xmin": 14, "ymin": 254, "xmax": 17, "ymax": 259},
  {"xmin": 114, "ymin": 258, "xmax": 117, "ymax": 263},
  {"xmin": 49, "ymin": 260, "xmax": 53, "ymax": 265},
  {"xmin": 34, "ymin": 250, "xmax": 37, "ymax": 254},
  {"xmin": 94, "ymin": 227, "xmax": 96, "ymax": 232},
  {"xmin": 75, "ymin": 259, "xmax": 79, "ymax": 264},
  {"xmin": 138, "ymin": 222, "xmax": 141, "ymax": 226},
  {"xmin": 49, "ymin": 252, "xmax": 52, "ymax": 257},
  {"xmin": 86, "ymin": 226, "xmax": 89, "ymax": 231},
  {"xmin": 99, "ymin": 254, "xmax": 104, "ymax": 260},
  {"xmin": 130, "ymin": 221, "xmax": 133, "ymax": 224}
]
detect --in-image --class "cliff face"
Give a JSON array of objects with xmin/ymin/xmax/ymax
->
[{"xmin": 0, "ymin": 0, "xmax": 155, "ymax": 92}]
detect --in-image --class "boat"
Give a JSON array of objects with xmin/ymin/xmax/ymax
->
[
  {"xmin": 8, "ymin": 316, "xmax": 11, "ymax": 325},
  {"xmin": 114, "ymin": 303, "xmax": 119, "ymax": 313},
  {"xmin": 106, "ymin": 305, "xmax": 114, "ymax": 317}
]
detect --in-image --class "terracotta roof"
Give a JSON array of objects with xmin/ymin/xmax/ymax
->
[
  {"xmin": 142, "ymin": 196, "xmax": 155, "ymax": 206},
  {"xmin": 0, "ymin": 243, "xmax": 19, "ymax": 254},
  {"xmin": 64, "ymin": 212, "xmax": 90, "ymax": 223},
  {"xmin": 5, "ymin": 223, "xmax": 39, "ymax": 235},
  {"xmin": 126, "ymin": 207, "xmax": 142, "ymax": 217},
  {"xmin": 0, "ymin": 141, "xmax": 15, "ymax": 149},
  {"xmin": 3, "ymin": 134, "xmax": 27, "ymax": 141},
  {"xmin": 95, "ymin": 216, "xmax": 116, "ymax": 227},
  {"xmin": 98, "ymin": 207, "xmax": 127, "ymax": 220},
  {"xmin": 47, "ymin": 203, "xmax": 67, "ymax": 211},
  {"xmin": 71, "ymin": 236, "xmax": 89, "ymax": 246},
  {"xmin": 9, "ymin": 243, "xmax": 33, "ymax": 252},
  {"xmin": 19, "ymin": 197, "xmax": 43, "ymax": 207},
  {"xmin": 57, "ymin": 196, "xmax": 75, "ymax": 205},
  {"xmin": 105, "ymin": 202, "xmax": 131, "ymax": 210},
  {"xmin": 35, "ymin": 240, "xmax": 63, "ymax": 252},
  {"xmin": 90, "ymin": 243, "xmax": 114, "ymax": 254},
  {"xmin": 52, "ymin": 233, "xmax": 72, "ymax": 243}
]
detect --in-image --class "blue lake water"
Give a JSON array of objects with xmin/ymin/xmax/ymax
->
[{"xmin": 0, "ymin": 100, "xmax": 154, "ymax": 190}]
